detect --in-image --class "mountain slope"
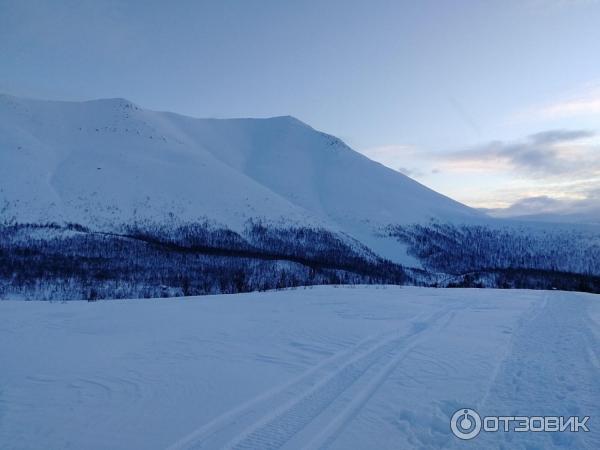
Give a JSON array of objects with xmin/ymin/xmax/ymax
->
[
  {"xmin": 0, "ymin": 93, "xmax": 479, "ymax": 263},
  {"xmin": 3, "ymin": 94, "xmax": 600, "ymax": 297}
]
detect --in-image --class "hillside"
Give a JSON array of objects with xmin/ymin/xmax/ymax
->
[
  {"xmin": 2, "ymin": 94, "xmax": 599, "ymax": 298},
  {"xmin": 0, "ymin": 93, "xmax": 478, "ymax": 264}
]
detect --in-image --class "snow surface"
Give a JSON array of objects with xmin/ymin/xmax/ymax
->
[
  {"xmin": 1, "ymin": 286, "xmax": 598, "ymax": 449},
  {"xmin": 0, "ymin": 94, "xmax": 480, "ymax": 265}
]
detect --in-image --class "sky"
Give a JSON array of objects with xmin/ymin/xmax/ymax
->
[{"xmin": 2, "ymin": 0, "xmax": 600, "ymax": 216}]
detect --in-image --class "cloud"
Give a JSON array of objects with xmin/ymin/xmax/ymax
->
[
  {"xmin": 529, "ymin": 129, "xmax": 594, "ymax": 144},
  {"xmin": 520, "ymin": 83, "xmax": 600, "ymax": 120},
  {"xmin": 360, "ymin": 132, "xmax": 600, "ymax": 213},
  {"xmin": 484, "ymin": 196, "xmax": 565, "ymax": 216},
  {"xmin": 485, "ymin": 193, "xmax": 600, "ymax": 223},
  {"xmin": 442, "ymin": 129, "xmax": 599, "ymax": 177},
  {"xmin": 540, "ymin": 96, "xmax": 600, "ymax": 119}
]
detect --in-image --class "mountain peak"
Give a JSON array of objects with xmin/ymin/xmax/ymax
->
[
  {"xmin": 83, "ymin": 97, "xmax": 141, "ymax": 110},
  {"xmin": 254, "ymin": 114, "xmax": 307, "ymax": 127}
]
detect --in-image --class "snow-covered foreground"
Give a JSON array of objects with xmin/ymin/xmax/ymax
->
[{"xmin": 1, "ymin": 286, "xmax": 598, "ymax": 449}]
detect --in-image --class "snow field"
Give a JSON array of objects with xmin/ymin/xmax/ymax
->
[{"xmin": 0, "ymin": 286, "xmax": 598, "ymax": 449}]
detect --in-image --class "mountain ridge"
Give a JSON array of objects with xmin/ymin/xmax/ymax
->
[
  {"xmin": 0, "ymin": 93, "xmax": 480, "ymax": 265},
  {"xmin": 2, "ymin": 93, "xmax": 600, "ymax": 298}
]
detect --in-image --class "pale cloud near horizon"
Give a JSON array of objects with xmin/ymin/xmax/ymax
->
[
  {"xmin": 360, "ymin": 129, "xmax": 600, "ymax": 216},
  {"xmin": 515, "ymin": 82, "xmax": 600, "ymax": 121},
  {"xmin": 441, "ymin": 129, "xmax": 599, "ymax": 177},
  {"xmin": 363, "ymin": 129, "xmax": 600, "ymax": 179},
  {"xmin": 485, "ymin": 193, "xmax": 600, "ymax": 217}
]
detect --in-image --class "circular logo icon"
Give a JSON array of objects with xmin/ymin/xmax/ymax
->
[{"xmin": 450, "ymin": 408, "xmax": 482, "ymax": 440}]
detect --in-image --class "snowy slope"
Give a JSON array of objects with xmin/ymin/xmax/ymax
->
[
  {"xmin": 0, "ymin": 95, "xmax": 323, "ymax": 231},
  {"xmin": 0, "ymin": 94, "xmax": 480, "ymax": 264},
  {"xmin": 1, "ymin": 286, "xmax": 598, "ymax": 450}
]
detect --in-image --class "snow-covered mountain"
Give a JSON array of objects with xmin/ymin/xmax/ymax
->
[
  {"xmin": 2, "ymin": 94, "xmax": 600, "ymax": 298},
  {"xmin": 0, "ymin": 93, "xmax": 479, "ymax": 264}
]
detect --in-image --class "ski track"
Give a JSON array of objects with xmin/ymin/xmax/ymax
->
[
  {"xmin": 164, "ymin": 330, "xmax": 397, "ymax": 450},
  {"xmin": 474, "ymin": 292, "xmax": 600, "ymax": 450},
  {"xmin": 2, "ymin": 287, "xmax": 597, "ymax": 450},
  {"xmin": 169, "ymin": 304, "xmax": 463, "ymax": 450}
]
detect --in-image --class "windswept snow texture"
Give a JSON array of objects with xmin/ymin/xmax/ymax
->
[
  {"xmin": 0, "ymin": 93, "xmax": 478, "ymax": 264},
  {"xmin": 1, "ymin": 286, "xmax": 598, "ymax": 450}
]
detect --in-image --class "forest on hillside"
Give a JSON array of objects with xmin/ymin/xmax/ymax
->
[
  {"xmin": 391, "ymin": 222, "xmax": 600, "ymax": 293},
  {"xmin": 0, "ymin": 221, "xmax": 406, "ymax": 300}
]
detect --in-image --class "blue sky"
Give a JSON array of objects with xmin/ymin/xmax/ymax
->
[{"xmin": 2, "ymin": 0, "xmax": 600, "ymax": 213}]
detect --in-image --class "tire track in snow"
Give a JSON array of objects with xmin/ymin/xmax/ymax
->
[
  {"xmin": 222, "ymin": 305, "xmax": 460, "ymax": 450},
  {"xmin": 167, "ymin": 306, "xmax": 454, "ymax": 450},
  {"xmin": 303, "ymin": 306, "xmax": 463, "ymax": 450},
  {"xmin": 166, "ymin": 328, "xmax": 401, "ymax": 450}
]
